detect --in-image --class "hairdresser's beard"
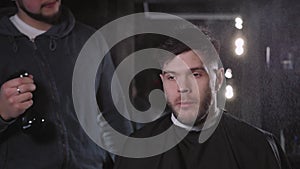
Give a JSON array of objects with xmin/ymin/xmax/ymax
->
[{"xmin": 18, "ymin": 2, "xmax": 62, "ymax": 25}]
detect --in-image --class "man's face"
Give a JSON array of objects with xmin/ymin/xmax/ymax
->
[
  {"xmin": 16, "ymin": 0, "xmax": 61, "ymax": 24},
  {"xmin": 160, "ymin": 50, "xmax": 213, "ymax": 126}
]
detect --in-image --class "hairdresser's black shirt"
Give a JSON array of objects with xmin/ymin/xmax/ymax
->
[{"xmin": 114, "ymin": 112, "xmax": 290, "ymax": 169}]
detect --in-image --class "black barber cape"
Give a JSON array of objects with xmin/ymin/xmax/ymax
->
[{"xmin": 114, "ymin": 112, "xmax": 291, "ymax": 169}]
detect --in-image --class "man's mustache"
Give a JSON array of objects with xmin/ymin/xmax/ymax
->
[{"xmin": 174, "ymin": 97, "xmax": 199, "ymax": 104}]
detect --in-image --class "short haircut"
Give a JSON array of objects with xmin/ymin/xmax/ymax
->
[{"xmin": 157, "ymin": 28, "xmax": 220, "ymax": 68}]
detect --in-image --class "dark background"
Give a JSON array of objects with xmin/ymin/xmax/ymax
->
[{"xmin": 1, "ymin": 0, "xmax": 299, "ymax": 167}]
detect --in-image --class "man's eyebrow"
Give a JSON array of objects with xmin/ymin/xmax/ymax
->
[
  {"xmin": 162, "ymin": 70, "xmax": 175, "ymax": 75},
  {"xmin": 162, "ymin": 67, "xmax": 206, "ymax": 74},
  {"xmin": 190, "ymin": 67, "xmax": 206, "ymax": 72}
]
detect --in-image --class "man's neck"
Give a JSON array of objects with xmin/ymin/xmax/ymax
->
[
  {"xmin": 171, "ymin": 105, "xmax": 221, "ymax": 132},
  {"xmin": 17, "ymin": 11, "xmax": 52, "ymax": 31}
]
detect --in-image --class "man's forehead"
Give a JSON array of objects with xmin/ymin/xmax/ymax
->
[{"xmin": 162, "ymin": 50, "xmax": 206, "ymax": 72}]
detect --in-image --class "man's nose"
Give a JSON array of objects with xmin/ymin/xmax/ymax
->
[
  {"xmin": 177, "ymin": 78, "xmax": 191, "ymax": 93},
  {"xmin": 178, "ymin": 87, "xmax": 190, "ymax": 93}
]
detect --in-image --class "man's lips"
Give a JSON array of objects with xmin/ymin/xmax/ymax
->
[
  {"xmin": 175, "ymin": 101, "xmax": 198, "ymax": 108},
  {"xmin": 42, "ymin": 0, "xmax": 58, "ymax": 8}
]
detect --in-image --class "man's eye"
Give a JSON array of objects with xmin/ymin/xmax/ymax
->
[
  {"xmin": 193, "ymin": 72, "xmax": 202, "ymax": 77},
  {"xmin": 166, "ymin": 75, "xmax": 175, "ymax": 80}
]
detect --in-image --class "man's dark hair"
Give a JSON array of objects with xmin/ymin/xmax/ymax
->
[{"xmin": 157, "ymin": 27, "xmax": 220, "ymax": 67}]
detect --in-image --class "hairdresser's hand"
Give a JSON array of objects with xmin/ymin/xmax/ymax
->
[{"xmin": 0, "ymin": 75, "xmax": 36, "ymax": 121}]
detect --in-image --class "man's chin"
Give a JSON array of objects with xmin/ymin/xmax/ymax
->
[
  {"xmin": 20, "ymin": 3, "xmax": 62, "ymax": 25},
  {"xmin": 40, "ymin": 11, "xmax": 61, "ymax": 24},
  {"xmin": 174, "ymin": 112, "xmax": 198, "ymax": 125}
]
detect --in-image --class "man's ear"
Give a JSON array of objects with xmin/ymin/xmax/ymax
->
[
  {"xmin": 159, "ymin": 74, "xmax": 166, "ymax": 92},
  {"xmin": 215, "ymin": 68, "xmax": 224, "ymax": 91},
  {"xmin": 159, "ymin": 74, "xmax": 163, "ymax": 82}
]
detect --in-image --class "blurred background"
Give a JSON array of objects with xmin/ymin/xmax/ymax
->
[{"xmin": 1, "ymin": 0, "xmax": 299, "ymax": 167}]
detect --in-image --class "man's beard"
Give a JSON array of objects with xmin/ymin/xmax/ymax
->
[
  {"xmin": 169, "ymin": 89, "xmax": 212, "ymax": 127},
  {"xmin": 18, "ymin": 0, "xmax": 62, "ymax": 25}
]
